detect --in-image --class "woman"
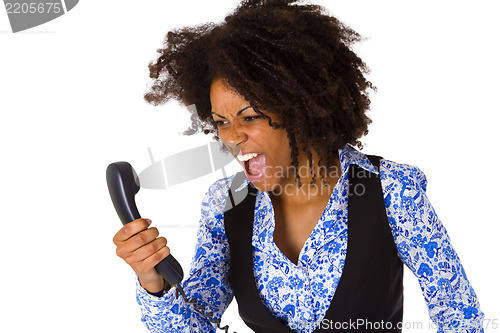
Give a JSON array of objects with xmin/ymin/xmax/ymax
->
[{"xmin": 112, "ymin": 0, "xmax": 484, "ymax": 331}]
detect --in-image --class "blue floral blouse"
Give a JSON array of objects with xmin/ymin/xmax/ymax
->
[{"xmin": 135, "ymin": 144, "xmax": 484, "ymax": 332}]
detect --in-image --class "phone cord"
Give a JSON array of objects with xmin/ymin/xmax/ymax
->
[{"xmin": 176, "ymin": 285, "xmax": 236, "ymax": 333}]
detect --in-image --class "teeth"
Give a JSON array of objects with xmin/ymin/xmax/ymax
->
[{"xmin": 237, "ymin": 153, "xmax": 259, "ymax": 162}]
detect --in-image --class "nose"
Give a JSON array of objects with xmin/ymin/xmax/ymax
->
[{"xmin": 220, "ymin": 122, "xmax": 247, "ymax": 154}]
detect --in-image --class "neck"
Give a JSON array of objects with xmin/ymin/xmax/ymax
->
[{"xmin": 269, "ymin": 150, "xmax": 341, "ymax": 207}]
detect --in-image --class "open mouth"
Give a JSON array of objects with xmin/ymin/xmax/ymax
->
[
  {"xmin": 237, "ymin": 152, "xmax": 266, "ymax": 179},
  {"xmin": 238, "ymin": 153, "xmax": 260, "ymax": 176}
]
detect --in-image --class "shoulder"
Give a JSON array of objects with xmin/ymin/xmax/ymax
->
[
  {"xmin": 375, "ymin": 157, "xmax": 434, "ymax": 242},
  {"xmin": 194, "ymin": 173, "xmax": 240, "ymax": 243},
  {"xmin": 378, "ymin": 157, "xmax": 428, "ymax": 193},
  {"xmin": 200, "ymin": 173, "xmax": 239, "ymax": 218},
  {"xmin": 204, "ymin": 174, "xmax": 234, "ymax": 201},
  {"xmin": 342, "ymin": 146, "xmax": 427, "ymax": 192}
]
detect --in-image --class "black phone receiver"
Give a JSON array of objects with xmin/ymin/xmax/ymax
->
[
  {"xmin": 106, "ymin": 161, "xmax": 184, "ymax": 288},
  {"xmin": 107, "ymin": 161, "xmax": 234, "ymax": 332}
]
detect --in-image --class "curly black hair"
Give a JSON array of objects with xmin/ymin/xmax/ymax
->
[{"xmin": 144, "ymin": 0, "xmax": 374, "ymax": 186}]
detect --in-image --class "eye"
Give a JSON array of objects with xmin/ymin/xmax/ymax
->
[
  {"xmin": 244, "ymin": 115, "xmax": 263, "ymax": 122},
  {"xmin": 214, "ymin": 120, "xmax": 228, "ymax": 127}
]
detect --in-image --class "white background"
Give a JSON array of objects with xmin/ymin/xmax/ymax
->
[{"xmin": 1, "ymin": 1, "xmax": 499, "ymax": 332}]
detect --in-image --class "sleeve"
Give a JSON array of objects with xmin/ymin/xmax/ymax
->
[
  {"xmin": 381, "ymin": 160, "xmax": 485, "ymax": 333},
  {"xmin": 135, "ymin": 177, "xmax": 234, "ymax": 332}
]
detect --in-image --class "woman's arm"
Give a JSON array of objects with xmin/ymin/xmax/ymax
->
[
  {"xmin": 381, "ymin": 159, "xmax": 484, "ymax": 332},
  {"xmin": 135, "ymin": 176, "xmax": 235, "ymax": 332}
]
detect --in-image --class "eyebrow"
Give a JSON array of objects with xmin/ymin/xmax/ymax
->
[{"xmin": 211, "ymin": 105, "xmax": 252, "ymax": 119}]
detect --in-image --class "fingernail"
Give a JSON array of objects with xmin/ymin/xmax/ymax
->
[{"xmin": 147, "ymin": 219, "xmax": 152, "ymax": 226}]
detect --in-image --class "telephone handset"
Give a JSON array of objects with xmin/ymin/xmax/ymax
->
[
  {"xmin": 106, "ymin": 161, "xmax": 233, "ymax": 332},
  {"xmin": 106, "ymin": 161, "xmax": 184, "ymax": 286}
]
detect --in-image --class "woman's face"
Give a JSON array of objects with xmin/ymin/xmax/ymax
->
[{"xmin": 210, "ymin": 78, "xmax": 293, "ymax": 192}]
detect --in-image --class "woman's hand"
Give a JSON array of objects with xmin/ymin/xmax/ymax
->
[{"xmin": 113, "ymin": 218, "xmax": 170, "ymax": 293}]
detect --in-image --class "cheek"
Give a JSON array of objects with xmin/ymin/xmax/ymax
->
[
  {"xmin": 217, "ymin": 129, "xmax": 227, "ymax": 142},
  {"xmin": 265, "ymin": 131, "xmax": 292, "ymax": 164},
  {"xmin": 216, "ymin": 128, "xmax": 231, "ymax": 144},
  {"xmin": 272, "ymin": 130, "xmax": 291, "ymax": 152},
  {"xmin": 222, "ymin": 140, "xmax": 240, "ymax": 156}
]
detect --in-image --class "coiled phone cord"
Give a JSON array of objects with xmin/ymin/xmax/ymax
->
[{"xmin": 176, "ymin": 285, "xmax": 235, "ymax": 333}]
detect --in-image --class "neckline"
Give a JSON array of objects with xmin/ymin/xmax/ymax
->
[{"xmin": 260, "ymin": 173, "xmax": 346, "ymax": 268}]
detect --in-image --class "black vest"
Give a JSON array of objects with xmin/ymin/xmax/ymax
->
[{"xmin": 223, "ymin": 155, "xmax": 403, "ymax": 332}]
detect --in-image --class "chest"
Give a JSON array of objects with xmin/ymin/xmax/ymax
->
[{"xmin": 271, "ymin": 199, "xmax": 330, "ymax": 265}]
